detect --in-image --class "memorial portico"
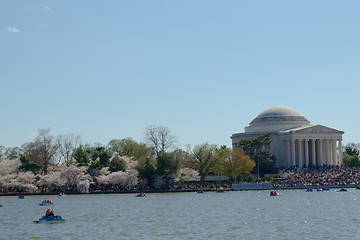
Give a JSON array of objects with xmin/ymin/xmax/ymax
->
[{"xmin": 231, "ymin": 106, "xmax": 344, "ymax": 168}]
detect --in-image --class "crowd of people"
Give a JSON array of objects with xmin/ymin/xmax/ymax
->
[
  {"xmin": 3, "ymin": 165, "xmax": 360, "ymax": 194},
  {"xmin": 272, "ymin": 165, "xmax": 360, "ymax": 187}
]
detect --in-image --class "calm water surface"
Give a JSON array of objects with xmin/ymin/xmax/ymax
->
[{"xmin": 1, "ymin": 189, "xmax": 360, "ymax": 239}]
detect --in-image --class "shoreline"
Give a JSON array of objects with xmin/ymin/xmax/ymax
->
[{"xmin": 1, "ymin": 184, "xmax": 359, "ymax": 196}]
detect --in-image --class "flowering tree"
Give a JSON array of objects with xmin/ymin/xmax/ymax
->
[
  {"xmin": 175, "ymin": 168, "xmax": 200, "ymax": 183},
  {"xmin": 61, "ymin": 165, "xmax": 92, "ymax": 193}
]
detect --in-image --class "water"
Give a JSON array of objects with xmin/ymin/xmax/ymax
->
[{"xmin": 1, "ymin": 190, "xmax": 360, "ymax": 240}]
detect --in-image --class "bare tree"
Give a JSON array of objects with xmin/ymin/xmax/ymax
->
[
  {"xmin": 56, "ymin": 133, "xmax": 82, "ymax": 166},
  {"xmin": 144, "ymin": 125, "xmax": 177, "ymax": 155},
  {"xmin": 22, "ymin": 128, "xmax": 58, "ymax": 174}
]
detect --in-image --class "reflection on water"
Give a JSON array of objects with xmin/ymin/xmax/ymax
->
[{"xmin": 1, "ymin": 190, "xmax": 360, "ymax": 239}]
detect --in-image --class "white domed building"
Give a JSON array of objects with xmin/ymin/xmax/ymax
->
[{"xmin": 231, "ymin": 106, "xmax": 344, "ymax": 168}]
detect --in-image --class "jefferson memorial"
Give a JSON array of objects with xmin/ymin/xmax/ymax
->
[{"xmin": 231, "ymin": 106, "xmax": 344, "ymax": 168}]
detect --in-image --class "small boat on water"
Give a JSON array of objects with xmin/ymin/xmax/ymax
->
[
  {"xmin": 338, "ymin": 188, "xmax": 348, "ymax": 192},
  {"xmin": 217, "ymin": 189, "xmax": 225, "ymax": 193},
  {"xmin": 18, "ymin": 195, "xmax": 25, "ymax": 199},
  {"xmin": 356, "ymin": 186, "xmax": 360, "ymax": 190},
  {"xmin": 58, "ymin": 193, "xmax": 66, "ymax": 196},
  {"xmin": 34, "ymin": 215, "xmax": 66, "ymax": 224},
  {"xmin": 197, "ymin": 190, "xmax": 204, "ymax": 194},
  {"xmin": 270, "ymin": 191, "xmax": 279, "ymax": 196},
  {"xmin": 135, "ymin": 193, "xmax": 146, "ymax": 197},
  {"xmin": 306, "ymin": 188, "xmax": 313, "ymax": 192},
  {"xmin": 322, "ymin": 187, "xmax": 330, "ymax": 191},
  {"xmin": 39, "ymin": 200, "xmax": 53, "ymax": 206}
]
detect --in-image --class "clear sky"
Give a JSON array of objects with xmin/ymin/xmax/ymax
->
[{"xmin": 1, "ymin": 1, "xmax": 359, "ymax": 149}]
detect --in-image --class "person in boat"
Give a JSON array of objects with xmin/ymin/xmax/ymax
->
[
  {"xmin": 45, "ymin": 209, "xmax": 51, "ymax": 216},
  {"xmin": 49, "ymin": 211, "xmax": 55, "ymax": 217}
]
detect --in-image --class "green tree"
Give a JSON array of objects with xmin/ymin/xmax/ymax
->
[
  {"xmin": 237, "ymin": 132, "xmax": 276, "ymax": 177},
  {"xmin": 109, "ymin": 156, "xmax": 127, "ymax": 172},
  {"xmin": 222, "ymin": 148, "xmax": 256, "ymax": 177},
  {"xmin": 343, "ymin": 143, "xmax": 360, "ymax": 167},
  {"xmin": 246, "ymin": 173, "xmax": 255, "ymax": 183},
  {"xmin": 18, "ymin": 154, "xmax": 42, "ymax": 174},
  {"xmin": 189, "ymin": 143, "xmax": 218, "ymax": 184},
  {"xmin": 138, "ymin": 158, "xmax": 156, "ymax": 188},
  {"xmin": 108, "ymin": 138, "xmax": 150, "ymax": 164},
  {"xmin": 89, "ymin": 147, "xmax": 112, "ymax": 170},
  {"xmin": 21, "ymin": 128, "xmax": 58, "ymax": 174},
  {"xmin": 156, "ymin": 151, "xmax": 180, "ymax": 184},
  {"xmin": 73, "ymin": 146, "xmax": 90, "ymax": 167}
]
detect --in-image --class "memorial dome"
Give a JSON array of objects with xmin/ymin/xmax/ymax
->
[
  {"xmin": 245, "ymin": 106, "xmax": 310, "ymax": 133},
  {"xmin": 251, "ymin": 106, "xmax": 309, "ymax": 124}
]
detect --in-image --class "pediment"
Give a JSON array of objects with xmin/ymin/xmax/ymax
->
[{"xmin": 290, "ymin": 124, "xmax": 344, "ymax": 134}]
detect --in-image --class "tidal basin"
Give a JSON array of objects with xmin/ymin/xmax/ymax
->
[{"xmin": 1, "ymin": 190, "xmax": 360, "ymax": 240}]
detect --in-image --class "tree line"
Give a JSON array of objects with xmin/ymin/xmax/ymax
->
[
  {"xmin": 4, "ymin": 126, "xmax": 359, "ymax": 194},
  {"xmin": 1, "ymin": 126, "xmax": 279, "ymax": 192}
]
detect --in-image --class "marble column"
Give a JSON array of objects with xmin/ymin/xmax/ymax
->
[
  {"xmin": 291, "ymin": 139, "xmax": 296, "ymax": 167},
  {"xmin": 298, "ymin": 139, "xmax": 303, "ymax": 167},
  {"xmin": 326, "ymin": 139, "xmax": 330, "ymax": 166},
  {"xmin": 318, "ymin": 139, "xmax": 323, "ymax": 166},
  {"xmin": 311, "ymin": 139, "xmax": 316, "ymax": 166},
  {"xmin": 286, "ymin": 140, "xmax": 291, "ymax": 168},
  {"xmin": 332, "ymin": 140, "xmax": 337, "ymax": 165},
  {"xmin": 304, "ymin": 139, "xmax": 309, "ymax": 167},
  {"xmin": 339, "ymin": 139, "xmax": 343, "ymax": 165}
]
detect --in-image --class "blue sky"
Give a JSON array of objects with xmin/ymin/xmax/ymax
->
[{"xmin": 1, "ymin": 1, "xmax": 359, "ymax": 149}]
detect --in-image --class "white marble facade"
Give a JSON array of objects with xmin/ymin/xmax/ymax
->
[{"xmin": 231, "ymin": 106, "xmax": 344, "ymax": 168}]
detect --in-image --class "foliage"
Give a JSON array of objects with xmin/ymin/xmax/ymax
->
[
  {"xmin": 246, "ymin": 173, "xmax": 255, "ymax": 183},
  {"xmin": 108, "ymin": 156, "xmax": 127, "ymax": 172},
  {"xmin": 222, "ymin": 148, "xmax": 256, "ymax": 176},
  {"xmin": 88, "ymin": 147, "xmax": 112, "ymax": 170},
  {"xmin": 19, "ymin": 154, "xmax": 42, "ymax": 174},
  {"xmin": 228, "ymin": 173, "xmax": 236, "ymax": 183},
  {"xmin": 189, "ymin": 143, "xmax": 219, "ymax": 184},
  {"xmin": 175, "ymin": 168, "xmax": 200, "ymax": 183},
  {"xmin": 156, "ymin": 151, "xmax": 180, "ymax": 184},
  {"xmin": 108, "ymin": 138, "xmax": 150, "ymax": 164},
  {"xmin": 236, "ymin": 174, "xmax": 244, "ymax": 183},
  {"xmin": 97, "ymin": 169, "xmax": 138, "ymax": 186},
  {"xmin": 264, "ymin": 175, "xmax": 273, "ymax": 182},
  {"xmin": 21, "ymin": 128, "xmax": 58, "ymax": 174},
  {"xmin": 237, "ymin": 132, "xmax": 276, "ymax": 177},
  {"xmin": 343, "ymin": 143, "xmax": 360, "ymax": 168},
  {"xmin": 73, "ymin": 146, "xmax": 90, "ymax": 167},
  {"xmin": 138, "ymin": 158, "xmax": 156, "ymax": 188},
  {"xmin": 343, "ymin": 155, "xmax": 360, "ymax": 168}
]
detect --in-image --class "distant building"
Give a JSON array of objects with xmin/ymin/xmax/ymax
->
[{"xmin": 231, "ymin": 106, "xmax": 344, "ymax": 168}]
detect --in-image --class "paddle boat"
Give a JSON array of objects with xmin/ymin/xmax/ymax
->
[
  {"xmin": 217, "ymin": 189, "xmax": 225, "ymax": 193},
  {"xmin": 18, "ymin": 195, "xmax": 25, "ymax": 199},
  {"xmin": 338, "ymin": 188, "xmax": 348, "ymax": 192},
  {"xmin": 270, "ymin": 191, "xmax": 279, "ymax": 196},
  {"xmin": 322, "ymin": 187, "xmax": 330, "ymax": 191},
  {"xmin": 306, "ymin": 188, "xmax": 313, "ymax": 192},
  {"xmin": 197, "ymin": 190, "xmax": 204, "ymax": 194},
  {"xmin": 34, "ymin": 215, "xmax": 66, "ymax": 224},
  {"xmin": 135, "ymin": 192, "xmax": 146, "ymax": 197},
  {"xmin": 58, "ymin": 193, "xmax": 66, "ymax": 196},
  {"xmin": 316, "ymin": 187, "xmax": 322, "ymax": 192},
  {"xmin": 39, "ymin": 200, "xmax": 53, "ymax": 206}
]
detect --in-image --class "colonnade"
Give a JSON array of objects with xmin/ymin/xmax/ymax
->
[{"xmin": 282, "ymin": 138, "xmax": 342, "ymax": 168}]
